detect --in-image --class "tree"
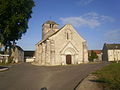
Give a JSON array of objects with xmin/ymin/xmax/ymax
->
[
  {"xmin": 0, "ymin": 0, "xmax": 34, "ymax": 54},
  {"xmin": 88, "ymin": 50, "xmax": 98, "ymax": 62}
]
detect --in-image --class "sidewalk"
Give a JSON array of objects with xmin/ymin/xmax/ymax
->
[{"xmin": 76, "ymin": 74, "xmax": 103, "ymax": 90}]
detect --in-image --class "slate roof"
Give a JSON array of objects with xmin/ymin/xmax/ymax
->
[
  {"xmin": 105, "ymin": 44, "xmax": 120, "ymax": 49},
  {"xmin": 15, "ymin": 45, "xmax": 24, "ymax": 51}
]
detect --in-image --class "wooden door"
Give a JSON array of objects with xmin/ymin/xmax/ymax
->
[{"xmin": 66, "ymin": 55, "xmax": 71, "ymax": 64}]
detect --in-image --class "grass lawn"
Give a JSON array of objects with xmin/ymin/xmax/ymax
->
[
  {"xmin": 0, "ymin": 62, "xmax": 16, "ymax": 66},
  {"xmin": 94, "ymin": 63, "xmax": 120, "ymax": 90}
]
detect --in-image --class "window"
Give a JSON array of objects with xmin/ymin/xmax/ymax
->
[
  {"xmin": 66, "ymin": 30, "xmax": 72, "ymax": 40},
  {"xmin": 50, "ymin": 24, "xmax": 52, "ymax": 28},
  {"xmin": 67, "ymin": 33, "xmax": 69, "ymax": 40},
  {"xmin": 50, "ymin": 24, "xmax": 54, "ymax": 28}
]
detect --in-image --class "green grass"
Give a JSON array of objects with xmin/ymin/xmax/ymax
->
[
  {"xmin": 94, "ymin": 63, "xmax": 120, "ymax": 90},
  {"xmin": 0, "ymin": 62, "xmax": 11, "ymax": 66},
  {"xmin": 0, "ymin": 62, "xmax": 15, "ymax": 66}
]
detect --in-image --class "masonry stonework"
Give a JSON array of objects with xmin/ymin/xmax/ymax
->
[{"xmin": 35, "ymin": 20, "xmax": 88, "ymax": 66}]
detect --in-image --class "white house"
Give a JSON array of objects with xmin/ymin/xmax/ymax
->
[{"xmin": 102, "ymin": 43, "xmax": 120, "ymax": 62}]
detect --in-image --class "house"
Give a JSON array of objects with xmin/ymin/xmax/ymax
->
[
  {"xmin": 11, "ymin": 45, "xmax": 24, "ymax": 63},
  {"xmin": 24, "ymin": 51, "xmax": 35, "ymax": 62},
  {"xmin": 102, "ymin": 43, "xmax": 120, "ymax": 62},
  {"xmin": 88, "ymin": 50, "xmax": 102, "ymax": 62},
  {"xmin": 0, "ymin": 51, "xmax": 9, "ymax": 63},
  {"xmin": 35, "ymin": 20, "xmax": 88, "ymax": 66},
  {"xmin": 0, "ymin": 45, "xmax": 24, "ymax": 63}
]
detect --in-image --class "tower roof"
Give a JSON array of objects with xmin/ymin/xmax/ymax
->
[{"xmin": 44, "ymin": 20, "xmax": 59, "ymax": 25}]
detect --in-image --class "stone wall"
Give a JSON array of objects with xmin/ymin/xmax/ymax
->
[{"xmin": 35, "ymin": 23, "xmax": 88, "ymax": 66}]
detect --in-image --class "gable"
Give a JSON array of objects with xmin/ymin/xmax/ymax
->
[
  {"xmin": 60, "ymin": 41, "xmax": 79, "ymax": 55},
  {"xmin": 36, "ymin": 24, "xmax": 86, "ymax": 45},
  {"xmin": 51, "ymin": 24, "xmax": 86, "ymax": 42}
]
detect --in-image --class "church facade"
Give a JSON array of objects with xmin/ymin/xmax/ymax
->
[{"xmin": 35, "ymin": 20, "xmax": 88, "ymax": 66}]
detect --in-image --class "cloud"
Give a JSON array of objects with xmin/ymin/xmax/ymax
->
[
  {"xmin": 60, "ymin": 16, "xmax": 100, "ymax": 28},
  {"xmin": 83, "ymin": 12, "xmax": 114, "ymax": 22},
  {"xmin": 105, "ymin": 29, "xmax": 120, "ymax": 41},
  {"xmin": 77, "ymin": 0, "xmax": 95, "ymax": 6},
  {"xmin": 60, "ymin": 12, "xmax": 114, "ymax": 28}
]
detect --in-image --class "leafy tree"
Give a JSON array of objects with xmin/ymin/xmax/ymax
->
[
  {"xmin": 88, "ymin": 50, "xmax": 98, "ymax": 62},
  {"xmin": 0, "ymin": 0, "xmax": 34, "ymax": 54}
]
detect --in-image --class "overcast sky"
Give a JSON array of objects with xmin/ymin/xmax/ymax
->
[{"xmin": 17, "ymin": 0, "xmax": 120, "ymax": 50}]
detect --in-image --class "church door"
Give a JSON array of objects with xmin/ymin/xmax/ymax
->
[{"xmin": 66, "ymin": 55, "xmax": 72, "ymax": 64}]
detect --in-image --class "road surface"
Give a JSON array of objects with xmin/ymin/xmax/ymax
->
[{"xmin": 0, "ymin": 62, "xmax": 109, "ymax": 90}]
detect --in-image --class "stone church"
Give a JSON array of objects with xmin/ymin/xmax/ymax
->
[{"xmin": 35, "ymin": 20, "xmax": 88, "ymax": 66}]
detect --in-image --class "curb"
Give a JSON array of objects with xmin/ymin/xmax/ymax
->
[{"xmin": 0, "ymin": 67, "xmax": 8, "ymax": 72}]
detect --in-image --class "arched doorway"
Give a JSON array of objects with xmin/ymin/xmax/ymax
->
[
  {"xmin": 61, "ymin": 46, "xmax": 78, "ymax": 65},
  {"xmin": 66, "ymin": 55, "xmax": 72, "ymax": 64}
]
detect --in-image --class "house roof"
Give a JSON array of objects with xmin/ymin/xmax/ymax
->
[
  {"xmin": 24, "ymin": 51, "xmax": 35, "ymax": 57},
  {"xmin": 93, "ymin": 50, "xmax": 102, "ymax": 54},
  {"xmin": 105, "ymin": 44, "xmax": 120, "ymax": 49},
  {"xmin": 88, "ymin": 50, "xmax": 102, "ymax": 54},
  {"xmin": 15, "ymin": 45, "xmax": 24, "ymax": 51}
]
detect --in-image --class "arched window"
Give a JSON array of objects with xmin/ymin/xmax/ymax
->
[
  {"xmin": 66, "ymin": 30, "xmax": 72, "ymax": 40},
  {"xmin": 50, "ymin": 24, "xmax": 54, "ymax": 28},
  {"xmin": 67, "ymin": 32, "xmax": 69, "ymax": 40},
  {"xmin": 50, "ymin": 24, "xmax": 52, "ymax": 28}
]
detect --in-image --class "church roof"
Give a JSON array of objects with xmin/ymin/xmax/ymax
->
[
  {"xmin": 36, "ymin": 24, "xmax": 65, "ymax": 45},
  {"xmin": 44, "ymin": 20, "xmax": 59, "ymax": 25},
  {"xmin": 36, "ymin": 24, "xmax": 86, "ymax": 45}
]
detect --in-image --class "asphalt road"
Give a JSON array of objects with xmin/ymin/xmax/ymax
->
[{"xmin": 0, "ymin": 62, "xmax": 109, "ymax": 90}]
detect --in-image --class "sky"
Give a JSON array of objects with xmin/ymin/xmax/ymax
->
[{"xmin": 17, "ymin": 0, "xmax": 120, "ymax": 50}]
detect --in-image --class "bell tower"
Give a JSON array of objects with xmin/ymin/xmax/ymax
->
[{"xmin": 42, "ymin": 20, "xmax": 59, "ymax": 40}]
